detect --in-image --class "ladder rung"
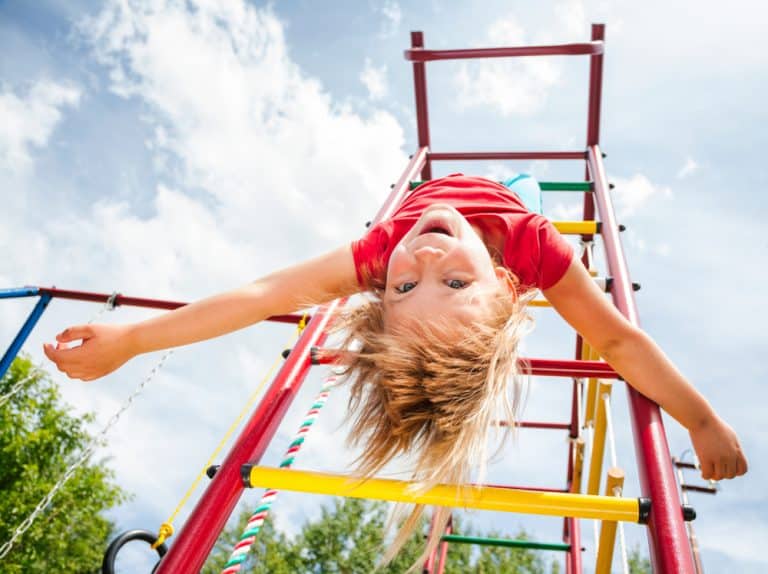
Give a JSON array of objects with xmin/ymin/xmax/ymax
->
[
  {"xmin": 409, "ymin": 180, "xmax": 593, "ymax": 192},
  {"xmin": 441, "ymin": 534, "xmax": 570, "ymax": 552},
  {"xmin": 241, "ymin": 466, "xmax": 650, "ymax": 523}
]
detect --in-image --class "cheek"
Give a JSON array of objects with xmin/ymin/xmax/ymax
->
[{"xmin": 386, "ymin": 246, "xmax": 412, "ymax": 278}]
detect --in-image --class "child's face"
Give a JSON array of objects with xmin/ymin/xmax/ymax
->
[{"xmin": 383, "ymin": 204, "xmax": 507, "ymax": 333}]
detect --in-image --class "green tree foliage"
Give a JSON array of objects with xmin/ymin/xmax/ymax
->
[
  {"xmin": 0, "ymin": 357, "xmax": 127, "ymax": 573},
  {"xmin": 204, "ymin": 496, "xmax": 551, "ymax": 574},
  {"xmin": 628, "ymin": 544, "xmax": 652, "ymax": 574}
]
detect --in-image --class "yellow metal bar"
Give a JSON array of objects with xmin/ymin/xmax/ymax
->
[
  {"xmin": 570, "ymin": 437, "xmax": 586, "ymax": 494},
  {"xmin": 587, "ymin": 381, "xmax": 613, "ymax": 495},
  {"xmin": 583, "ymin": 344, "xmax": 600, "ymax": 427},
  {"xmin": 554, "ymin": 221, "xmax": 598, "ymax": 235},
  {"xmin": 595, "ymin": 467, "xmax": 625, "ymax": 574},
  {"xmin": 245, "ymin": 466, "xmax": 641, "ymax": 523},
  {"xmin": 528, "ymin": 298, "xmax": 550, "ymax": 307}
]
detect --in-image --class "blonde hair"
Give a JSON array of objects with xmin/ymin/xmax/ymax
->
[{"xmin": 334, "ymin": 281, "xmax": 533, "ymax": 570}]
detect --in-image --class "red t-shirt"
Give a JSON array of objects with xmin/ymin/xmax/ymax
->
[{"xmin": 351, "ymin": 174, "xmax": 574, "ymax": 292}]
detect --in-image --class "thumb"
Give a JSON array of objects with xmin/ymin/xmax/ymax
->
[{"xmin": 56, "ymin": 325, "xmax": 94, "ymax": 343}]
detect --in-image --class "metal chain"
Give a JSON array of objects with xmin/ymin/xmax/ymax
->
[{"xmin": 0, "ymin": 350, "xmax": 173, "ymax": 560}]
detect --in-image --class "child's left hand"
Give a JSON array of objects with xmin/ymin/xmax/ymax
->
[{"xmin": 688, "ymin": 415, "xmax": 748, "ymax": 480}]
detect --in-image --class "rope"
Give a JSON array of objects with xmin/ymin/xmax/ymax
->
[
  {"xmin": 220, "ymin": 373, "xmax": 341, "ymax": 573},
  {"xmin": 152, "ymin": 315, "xmax": 310, "ymax": 549},
  {"xmin": 0, "ymin": 350, "xmax": 173, "ymax": 560}
]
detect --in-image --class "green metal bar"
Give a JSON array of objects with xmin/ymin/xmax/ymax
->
[
  {"xmin": 409, "ymin": 180, "xmax": 593, "ymax": 191},
  {"xmin": 441, "ymin": 534, "xmax": 571, "ymax": 552}
]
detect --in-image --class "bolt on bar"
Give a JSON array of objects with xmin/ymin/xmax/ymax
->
[{"xmin": 242, "ymin": 466, "xmax": 649, "ymax": 523}]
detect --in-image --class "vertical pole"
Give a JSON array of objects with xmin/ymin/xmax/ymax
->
[
  {"xmin": 586, "ymin": 24, "xmax": 605, "ymax": 147},
  {"xmin": 564, "ymin": 516, "xmax": 582, "ymax": 574},
  {"xmin": 589, "ymin": 145, "xmax": 694, "ymax": 573},
  {"xmin": 595, "ymin": 467, "xmax": 625, "ymax": 573},
  {"xmin": 0, "ymin": 294, "xmax": 52, "ymax": 381},
  {"xmin": 411, "ymin": 31, "xmax": 432, "ymax": 181}
]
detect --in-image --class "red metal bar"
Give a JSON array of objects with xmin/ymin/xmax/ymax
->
[
  {"xmin": 404, "ymin": 41, "xmax": 603, "ymax": 62},
  {"xmin": 313, "ymin": 350, "xmax": 618, "ymax": 378},
  {"xmin": 429, "ymin": 151, "xmax": 586, "ymax": 161},
  {"xmin": 496, "ymin": 420, "xmax": 571, "ymax": 430},
  {"xmin": 588, "ymin": 145, "xmax": 694, "ymax": 573},
  {"xmin": 586, "ymin": 24, "xmax": 605, "ymax": 146},
  {"xmin": 411, "ymin": 32, "xmax": 432, "ymax": 180},
  {"xmin": 435, "ymin": 517, "xmax": 451, "ymax": 574},
  {"xmin": 36, "ymin": 286, "xmax": 304, "ymax": 325},
  {"xmin": 156, "ymin": 150, "xmax": 430, "ymax": 572},
  {"xmin": 565, "ymin": 516, "xmax": 582, "ymax": 574}
]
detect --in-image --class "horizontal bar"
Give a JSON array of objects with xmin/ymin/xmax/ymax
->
[
  {"xmin": 497, "ymin": 421, "xmax": 572, "ymax": 430},
  {"xmin": 428, "ymin": 151, "xmax": 587, "ymax": 161},
  {"xmin": 681, "ymin": 485, "xmax": 717, "ymax": 494},
  {"xmin": 441, "ymin": 534, "xmax": 570, "ymax": 552},
  {"xmin": 0, "ymin": 287, "xmax": 40, "ymax": 300},
  {"xmin": 35, "ymin": 287, "xmax": 305, "ymax": 324},
  {"xmin": 672, "ymin": 460, "xmax": 698, "ymax": 470},
  {"xmin": 554, "ymin": 221, "xmax": 598, "ymax": 234},
  {"xmin": 409, "ymin": 180, "xmax": 593, "ymax": 192},
  {"xmin": 311, "ymin": 351, "xmax": 619, "ymax": 379},
  {"xmin": 404, "ymin": 41, "xmax": 603, "ymax": 62},
  {"xmin": 242, "ymin": 466, "xmax": 650, "ymax": 523}
]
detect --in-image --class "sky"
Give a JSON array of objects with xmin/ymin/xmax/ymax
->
[{"xmin": 1, "ymin": 0, "xmax": 767, "ymax": 572}]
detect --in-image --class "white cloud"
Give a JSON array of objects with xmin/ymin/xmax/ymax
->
[
  {"xmin": 454, "ymin": 15, "xmax": 561, "ymax": 117},
  {"xmin": 609, "ymin": 173, "xmax": 672, "ymax": 218},
  {"xmin": 379, "ymin": 1, "xmax": 402, "ymax": 38},
  {"xmin": 360, "ymin": 58, "xmax": 388, "ymax": 101},
  {"xmin": 0, "ymin": 80, "xmax": 81, "ymax": 174},
  {"xmin": 554, "ymin": 0, "xmax": 588, "ymax": 39},
  {"xmin": 677, "ymin": 156, "xmax": 699, "ymax": 179}
]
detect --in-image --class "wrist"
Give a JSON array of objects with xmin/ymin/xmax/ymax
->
[{"xmin": 124, "ymin": 323, "xmax": 145, "ymax": 357}]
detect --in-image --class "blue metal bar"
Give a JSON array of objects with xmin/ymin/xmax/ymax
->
[
  {"xmin": 0, "ymin": 286, "xmax": 40, "ymax": 299},
  {"xmin": 0, "ymin": 294, "xmax": 53, "ymax": 380}
]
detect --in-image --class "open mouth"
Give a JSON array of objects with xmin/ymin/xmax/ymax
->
[{"xmin": 422, "ymin": 225, "xmax": 452, "ymax": 236}]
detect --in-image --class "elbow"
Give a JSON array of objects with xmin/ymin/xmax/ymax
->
[{"xmin": 593, "ymin": 324, "xmax": 645, "ymax": 364}]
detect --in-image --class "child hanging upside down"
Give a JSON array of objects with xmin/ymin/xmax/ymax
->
[{"xmin": 44, "ymin": 173, "xmax": 747, "ymax": 567}]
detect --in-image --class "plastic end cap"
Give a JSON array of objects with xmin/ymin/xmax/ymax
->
[
  {"xmin": 310, "ymin": 346, "xmax": 321, "ymax": 365},
  {"xmin": 638, "ymin": 497, "xmax": 652, "ymax": 524},
  {"xmin": 206, "ymin": 465, "xmax": 220, "ymax": 479},
  {"xmin": 632, "ymin": 282, "xmax": 641, "ymax": 292},
  {"xmin": 683, "ymin": 505, "xmax": 697, "ymax": 522},
  {"xmin": 281, "ymin": 348, "xmax": 291, "ymax": 359},
  {"xmin": 241, "ymin": 464, "xmax": 254, "ymax": 488},
  {"xmin": 605, "ymin": 276, "xmax": 614, "ymax": 293},
  {"xmin": 595, "ymin": 221, "xmax": 603, "ymax": 234},
  {"xmin": 618, "ymin": 224, "xmax": 627, "ymax": 232},
  {"xmin": 609, "ymin": 182, "xmax": 615, "ymax": 190},
  {"xmin": 365, "ymin": 220, "xmax": 372, "ymax": 228}
]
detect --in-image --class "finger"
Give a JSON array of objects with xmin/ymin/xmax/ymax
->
[
  {"xmin": 700, "ymin": 461, "xmax": 715, "ymax": 481},
  {"xmin": 57, "ymin": 325, "xmax": 94, "ymax": 343}
]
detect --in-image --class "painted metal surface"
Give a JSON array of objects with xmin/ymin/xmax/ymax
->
[
  {"xmin": 244, "ymin": 466, "xmax": 644, "ymax": 522},
  {"xmin": 0, "ymin": 294, "xmax": 52, "ymax": 380},
  {"xmin": 589, "ymin": 145, "xmax": 695, "ymax": 572},
  {"xmin": 404, "ymin": 41, "xmax": 603, "ymax": 62}
]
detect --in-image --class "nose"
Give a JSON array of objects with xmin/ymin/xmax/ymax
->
[{"xmin": 413, "ymin": 246, "xmax": 445, "ymax": 265}]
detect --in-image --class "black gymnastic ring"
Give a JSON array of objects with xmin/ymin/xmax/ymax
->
[{"xmin": 102, "ymin": 529, "xmax": 168, "ymax": 574}]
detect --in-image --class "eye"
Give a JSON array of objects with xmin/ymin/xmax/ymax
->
[
  {"xmin": 395, "ymin": 281, "xmax": 418, "ymax": 293},
  {"xmin": 446, "ymin": 279, "xmax": 468, "ymax": 289}
]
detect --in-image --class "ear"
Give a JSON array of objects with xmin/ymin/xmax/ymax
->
[{"xmin": 494, "ymin": 266, "xmax": 519, "ymax": 297}]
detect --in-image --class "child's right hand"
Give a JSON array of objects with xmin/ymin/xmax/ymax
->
[{"xmin": 43, "ymin": 324, "xmax": 136, "ymax": 381}]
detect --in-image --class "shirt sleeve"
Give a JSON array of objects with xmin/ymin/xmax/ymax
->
[
  {"xmin": 534, "ymin": 217, "xmax": 575, "ymax": 290},
  {"xmin": 350, "ymin": 222, "xmax": 391, "ymax": 289}
]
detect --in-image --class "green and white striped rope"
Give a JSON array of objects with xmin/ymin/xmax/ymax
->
[{"xmin": 220, "ymin": 374, "xmax": 340, "ymax": 573}]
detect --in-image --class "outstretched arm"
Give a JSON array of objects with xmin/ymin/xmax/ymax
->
[
  {"xmin": 44, "ymin": 245, "xmax": 359, "ymax": 381},
  {"xmin": 543, "ymin": 258, "xmax": 747, "ymax": 481}
]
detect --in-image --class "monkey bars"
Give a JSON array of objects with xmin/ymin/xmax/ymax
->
[{"xmin": 0, "ymin": 22, "xmax": 696, "ymax": 574}]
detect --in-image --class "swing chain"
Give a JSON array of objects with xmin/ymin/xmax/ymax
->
[{"xmin": 0, "ymin": 350, "xmax": 173, "ymax": 560}]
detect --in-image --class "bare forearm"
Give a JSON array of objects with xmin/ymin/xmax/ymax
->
[
  {"xmin": 599, "ymin": 328, "xmax": 717, "ymax": 431},
  {"xmin": 128, "ymin": 282, "xmax": 277, "ymax": 355}
]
